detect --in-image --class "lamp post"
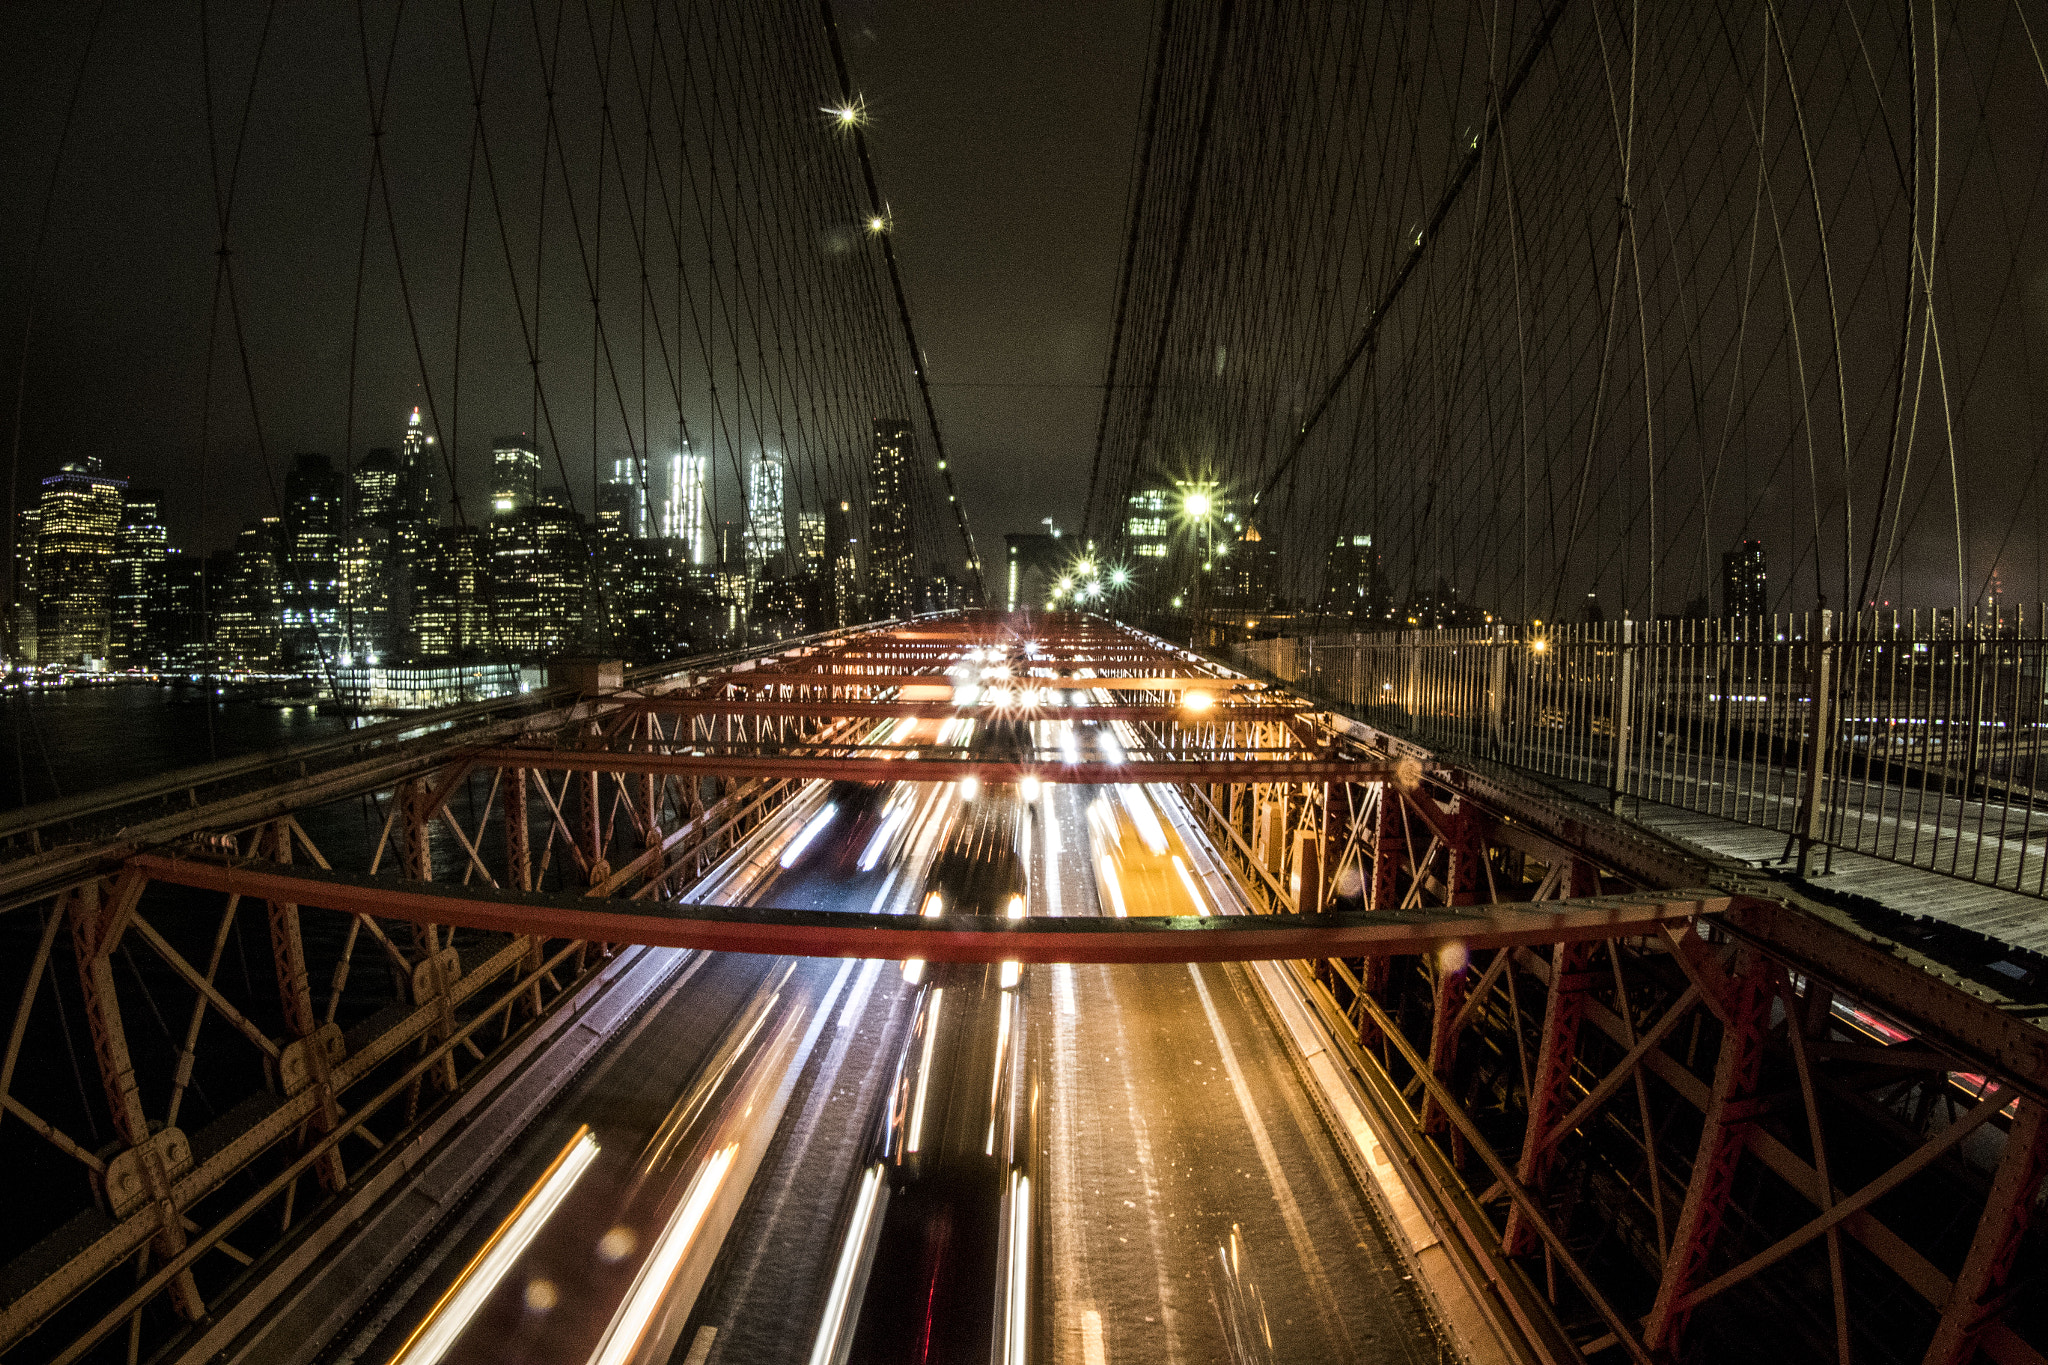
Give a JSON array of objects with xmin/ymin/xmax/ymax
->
[{"xmin": 1182, "ymin": 487, "xmax": 1216, "ymax": 644}]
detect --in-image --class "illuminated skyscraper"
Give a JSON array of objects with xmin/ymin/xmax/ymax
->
[
  {"xmin": 669, "ymin": 450, "xmax": 711, "ymax": 563},
  {"xmin": 868, "ymin": 419, "xmax": 914, "ymax": 619},
  {"xmin": 414, "ymin": 526, "xmax": 490, "ymax": 658},
  {"xmin": 491, "ymin": 502, "xmax": 588, "ymax": 657},
  {"xmin": 493, "ymin": 437, "xmax": 541, "ymax": 518},
  {"xmin": 111, "ymin": 489, "xmax": 166, "ymax": 666},
  {"xmin": 1722, "ymin": 539, "xmax": 1768, "ymax": 618},
  {"xmin": 606, "ymin": 455, "xmax": 647, "ymax": 536},
  {"xmin": 797, "ymin": 510, "xmax": 826, "ymax": 579},
  {"xmin": 1322, "ymin": 533, "xmax": 1380, "ymax": 623},
  {"xmin": 399, "ymin": 407, "xmax": 441, "ymax": 523},
  {"xmin": 214, "ymin": 518, "xmax": 282, "ymax": 668},
  {"xmin": 9, "ymin": 507, "xmax": 40, "ymax": 664},
  {"xmin": 338, "ymin": 526, "xmax": 398, "ymax": 662},
  {"xmin": 353, "ymin": 449, "xmax": 402, "ymax": 527},
  {"xmin": 35, "ymin": 461, "xmax": 125, "ymax": 665},
  {"xmin": 745, "ymin": 452, "xmax": 787, "ymax": 572},
  {"xmin": 281, "ymin": 454, "xmax": 343, "ymax": 664}
]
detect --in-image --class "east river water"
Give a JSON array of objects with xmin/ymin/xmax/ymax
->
[{"xmin": 1, "ymin": 681, "xmax": 356, "ymax": 812}]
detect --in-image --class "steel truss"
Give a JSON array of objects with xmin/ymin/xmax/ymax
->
[
  {"xmin": 1185, "ymin": 708, "xmax": 2048, "ymax": 1365},
  {"xmin": 0, "ymin": 625, "xmax": 882, "ymax": 1364},
  {"xmin": 0, "ymin": 613, "xmax": 2041, "ymax": 1365}
]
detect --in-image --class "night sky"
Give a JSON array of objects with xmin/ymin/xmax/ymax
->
[
  {"xmin": 0, "ymin": 2, "xmax": 1152, "ymax": 562},
  {"xmin": 8, "ymin": 4, "xmax": 2048, "ymax": 615}
]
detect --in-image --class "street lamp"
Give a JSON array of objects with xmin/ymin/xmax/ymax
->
[{"xmin": 1179, "ymin": 484, "xmax": 1220, "ymax": 642}]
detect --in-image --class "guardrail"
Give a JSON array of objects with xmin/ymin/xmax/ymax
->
[{"xmin": 1237, "ymin": 606, "xmax": 2048, "ymax": 897}]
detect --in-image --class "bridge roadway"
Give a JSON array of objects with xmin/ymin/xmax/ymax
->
[
  {"xmin": 319, "ymin": 719, "xmax": 1437, "ymax": 1364},
  {"xmin": 9, "ymin": 611, "xmax": 2046, "ymax": 1365}
]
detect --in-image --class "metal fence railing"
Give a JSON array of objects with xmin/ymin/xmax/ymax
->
[{"xmin": 1235, "ymin": 607, "xmax": 2048, "ymax": 897}]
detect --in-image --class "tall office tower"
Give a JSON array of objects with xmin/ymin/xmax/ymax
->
[
  {"xmin": 339, "ymin": 526, "xmax": 398, "ymax": 662},
  {"xmin": 608, "ymin": 455, "xmax": 647, "ymax": 536},
  {"xmin": 826, "ymin": 499, "xmax": 860, "ymax": 626},
  {"xmin": 868, "ymin": 419, "xmax": 914, "ymax": 618},
  {"xmin": 413, "ymin": 526, "xmax": 490, "ymax": 658},
  {"xmin": 149, "ymin": 550, "xmax": 206, "ymax": 668},
  {"xmin": 280, "ymin": 454, "xmax": 344, "ymax": 665},
  {"xmin": 745, "ymin": 452, "xmax": 787, "ymax": 572},
  {"xmin": 8, "ymin": 507, "xmax": 40, "ymax": 664},
  {"xmin": 493, "ymin": 437, "xmax": 542, "ymax": 517},
  {"xmin": 110, "ymin": 489, "xmax": 168, "ymax": 666},
  {"xmin": 35, "ymin": 462, "xmax": 126, "ymax": 665},
  {"xmin": 1124, "ymin": 486, "xmax": 1172, "ymax": 562},
  {"xmin": 399, "ymin": 406, "xmax": 442, "ymax": 523},
  {"xmin": 214, "ymin": 518, "xmax": 283, "ymax": 669},
  {"xmin": 490, "ymin": 503, "xmax": 588, "ymax": 657},
  {"xmin": 1722, "ymin": 539, "xmax": 1768, "ymax": 619},
  {"xmin": 796, "ymin": 511, "xmax": 826, "ymax": 579},
  {"xmin": 669, "ymin": 450, "xmax": 711, "ymax": 563},
  {"xmin": 1218, "ymin": 525, "xmax": 1279, "ymax": 612},
  {"xmin": 596, "ymin": 478, "xmax": 634, "ymax": 534},
  {"xmin": 1321, "ymin": 533, "xmax": 1379, "ymax": 622},
  {"xmin": 353, "ymin": 449, "xmax": 402, "ymax": 527}
]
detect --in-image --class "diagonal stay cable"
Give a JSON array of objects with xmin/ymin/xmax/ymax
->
[
  {"xmin": 817, "ymin": 0, "xmax": 986, "ymax": 601},
  {"xmin": 1245, "ymin": 0, "xmax": 1572, "ymax": 528}
]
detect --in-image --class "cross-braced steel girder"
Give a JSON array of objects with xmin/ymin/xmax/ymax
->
[{"xmin": 2, "ymin": 612, "xmax": 2046, "ymax": 1365}]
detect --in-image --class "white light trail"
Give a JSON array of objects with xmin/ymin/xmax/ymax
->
[
  {"xmin": 857, "ymin": 798, "xmax": 912, "ymax": 872},
  {"xmin": 985, "ymin": 990, "xmax": 1013, "ymax": 1154},
  {"xmin": 1119, "ymin": 786, "xmax": 1168, "ymax": 855},
  {"xmin": 1000, "ymin": 895, "xmax": 1023, "ymax": 989},
  {"xmin": 779, "ymin": 804, "xmax": 838, "ymax": 868},
  {"xmin": 806, "ymin": 1164, "xmax": 885, "ymax": 1365},
  {"xmin": 1171, "ymin": 855, "xmax": 1208, "ymax": 914},
  {"xmin": 1004, "ymin": 1172, "xmax": 1033, "ymax": 1365},
  {"xmin": 1098, "ymin": 855, "xmax": 1129, "ymax": 918},
  {"xmin": 588, "ymin": 1143, "xmax": 739, "ymax": 1365},
  {"xmin": 389, "ymin": 1127, "xmax": 601, "ymax": 1365},
  {"xmin": 908, "ymin": 990, "xmax": 943, "ymax": 1153}
]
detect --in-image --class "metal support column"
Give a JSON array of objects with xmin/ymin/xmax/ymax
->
[
  {"xmin": 1921, "ymin": 1096, "xmax": 2048, "ymax": 1365},
  {"xmin": 264, "ymin": 822, "xmax": 346, "ymax": 1194},
  {"xmin": 1644, "ymin": 950, "xmax": 1775, "ymax": 1351},
  {"xmin": 1794, "ymin": 609, "xmax": 1836, "ymax": 876},
  {"xmin": 67, "ymin": 877, "xmax": 206, "ymax": 1320},
  {"xmin": 1502, "ymin": 936, "xmax": 1598, "ymax": 1255},
  {"xmin": 1421, "ymin": 805, "xmax": 1484, "ymax": 1141},
  {"xmin": 504, "ymin": 767, "xmax": 531, "ymax": 893},
  {"xmin": 1610, "ymin": 618, "xmax": 1636, "ymax": 813}
]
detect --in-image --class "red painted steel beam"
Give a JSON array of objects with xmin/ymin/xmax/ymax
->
[
  {"xmin": 622, "ymin": 699, "xmax": 1311, "ymax": 721},
  {"xmin": 705, "ymin": 673, "xmax": 1250, "ymax": 691},
  {"xmin": 126, "ymin": 855, "xmax": 1727, "ymax": 963},
  {"xmin": 464, "ymin": 750, "xmax": 1413, "ymax": 785}
]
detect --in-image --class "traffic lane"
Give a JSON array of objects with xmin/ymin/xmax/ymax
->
[
  {"xmin": 1032, "ymin": 779, "xmax": 1103, "ymax": 920},
  {"xmin": 842, "ymin": 964, "xmax": 1029, "ymax": 1365},
  {"xmin": 1040, "ymin": 959, "xmax": 1437, "ymax": 1365},
  {"xmin": 677, "ymin": 774, "xmax": 982, "ymax": 1363},
  {"xmin": 350, "ymin": 782, "xmax": 900, "ymax": 1364},
  {"xmin": 679, "ymin": 956, "xmax": 921, "ymax": 1365},
  {"xmin": 1084, "ymin": 784, "xmax": 1210, "ymax": 921},
  {"xmin": 772, "ymin": 780, "xmax": 964, "ymax": 918},
  {"xmin": 336, "ymin": 947, "xmax": 783, "ymax": 1364}
]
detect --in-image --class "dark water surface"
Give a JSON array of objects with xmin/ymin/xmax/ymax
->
[{"xmin": 1, "ymin": 682, "xmax": 357, "ymax": 812}]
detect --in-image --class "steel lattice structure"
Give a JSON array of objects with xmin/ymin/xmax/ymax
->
[{"xmin": 0, "ymin": 611, "xmax": 2040, "ymax": 1365}]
